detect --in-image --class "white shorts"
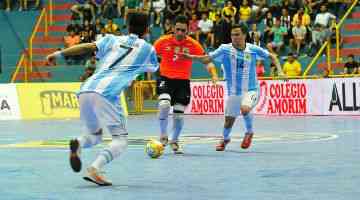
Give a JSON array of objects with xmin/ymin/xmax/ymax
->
[
  {"xmin": 79, "ymin": 92, "xmax": 127, "ymax": 136},
  {"xmin": 225, "ymin": 90, "xmax": 259, "ymax": 117}
]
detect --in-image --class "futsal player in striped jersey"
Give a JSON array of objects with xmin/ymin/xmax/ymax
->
[
  {"xmin": 183, "ymin": 23, "xmax": 285, "ymax": 151},
  {"xmin": 153, "ymin": 15, "xmax": 218, "ymax": 154},
  {"xmin": 46, "ymin": 13, "xmax": 159, "ymax": 186}
]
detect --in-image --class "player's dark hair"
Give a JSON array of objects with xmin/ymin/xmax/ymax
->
[
  {"xmin": 128, "ymin": 13, "xmax": 149, "ymax": 37},
  {"xmin": 232, "ymin": 22, "xmax": 249, "ymax": 34},
  {"xmin": 174, "ymin": 15, "xmax": 188, "ymax": 25}
]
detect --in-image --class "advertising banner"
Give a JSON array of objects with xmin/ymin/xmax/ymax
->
[
  {"xmin": 16, "ymin": 83, "xmax": 81, "ymax": 119},
  {"xmin": 185, "ymin": 81, "xmax": 227, "ymax": 114},
  {"xmin": 0, "ymin": 84, "xmax": 21, "ymax": 120},
  {"xmin": 321, "ymin": 78, "xmax": 360, "ymax": 115},
  {"xmin": 185, "ymin": 78, "xmax": 360, "ymax": 116},
  {"xmin": 254, "ymin": 79, "xmax": 322, "ymax": 115}
]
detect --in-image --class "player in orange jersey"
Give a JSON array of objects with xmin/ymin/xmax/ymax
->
[{"xmin": 153, "ymin": 15, "xmax": 218, "ymax": 154}]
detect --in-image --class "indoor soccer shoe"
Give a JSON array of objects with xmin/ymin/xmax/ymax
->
[
  {"xmin": 69, "ymin": 139, "xmax": 82, "ymax": 172},
  {"xmin": 170, "ymin": 142, "xmax": 184, "ymax": 154},
  {"xmin": 160, "ymin": 136, "xmax": 169, "ymax": 147},
  {"xmin": 83, "ymin": 167, "xmax": 112, "ymax": 186},
  {"xmin": 215, "ymin": 139, "xmax": 230, "ymax": 151},
  {"xmin": 241, "ymin": 133, "xmax": 253, "ymax": 149}
]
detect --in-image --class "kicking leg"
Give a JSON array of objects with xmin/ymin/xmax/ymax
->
[
  {"xmin": 170, "ymin": 104, "xmax": 185, "ymax": 154},
  {"xmin": 70, "ymin": 93, "xmax": 103, "ymax": 173},
  {"xmin": 158, "ymin": 93, "xmax": 171, "ymax": 146}
]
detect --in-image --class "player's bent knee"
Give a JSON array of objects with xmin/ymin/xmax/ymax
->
[{"xmin": 158, "ymin": 93, "xmax": 171, "ymax": 109}]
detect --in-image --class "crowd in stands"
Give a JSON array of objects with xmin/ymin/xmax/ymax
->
[
  {"xmin": 62, "ymin": 0, "xmax": 358, "ymax": 80},
  {"xmin": 1, "ymin": 0, "xmax": 42, "ymax": 11},
  {"xmin": 2, "ymin": 0, "xmax": 358, "ymax": 79}
]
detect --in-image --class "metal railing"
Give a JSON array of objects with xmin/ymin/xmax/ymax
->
[
  {"xmin": 11, "ymin": 7, "xmax": 49, "ymax": 82},
  {"xmin": 303, "ymin": 0, "xmax": 359, "ymax": 76}
]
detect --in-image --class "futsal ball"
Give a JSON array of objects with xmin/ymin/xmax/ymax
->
[{"xmin": 145, "ymin": 139, "xmax": 164, "ymax": 159}]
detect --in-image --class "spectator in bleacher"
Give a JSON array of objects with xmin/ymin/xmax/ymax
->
[
  {"xmin": 262, "ymin": 11, "xmax": 275, "ymax": 45},
  {"xmin": 287, "ymin": 0, "xmax": 300, "ymax": 17},
  {"xmin": 188, "ymin": 13, "xmax": 199, "ymax": 39},
  {"xmin": 208, "ymin": 3, "xmax": 220, "ymax": 22},
  {"xmin": 71, "ymin": 0, "xmax": 96, "ymax": 23},
  {"xmin": 104, "ymin": 18, "xmax": 119, "ymax": 34},
  {"xmin": 152, "ymin": 0, "xmax": 166, "ymax": 26},
  {"xmin": 67, "ymin": 19, "xmax": 82, "ymax": 34},
  {"xmin": 164, "ymin": 0, "xmax": 183, "ymax": 23},
  {"xmin": 102, "ymin": 0, "xmax": 118, "ymax": 19},
  {"xmin": 238, "ymin": 0, "xmax": 252, "ymax": 24},
  {"xmin": 184, "ymin": 0, "xmax": 197, "ymax": 19},
  {"xmin": 91, "ymin": 0, "xmax": 104, "ymax": 17},
  {"xmin": 220, "ymin": 11, "xmax": 233, "ymax": 44},
  {"xmin": 308, "ymin": 23, "xmax": 327, "ymax": 56},
  {"xmin": 19, "ymin": 0, "xmax": 27, "ymax": 11},
  {"xmin": 303, "ymin": 0, "xmax": 324, "ymax": 18},
  {"xmin": 222, "ymin": 0, "xmax": 237, "ymax": 24},
  {"xmin": 197, "ymin": 0, "xmax": 211, "ymax": 15},
  {"xmin": 140, "ymin": 0, "xmax": 151, "ymax": 14},
  {"xmin": 163, "ymin": 18, "xmax": 174, "ymax": 34},
  {"xmin": 94, "ymin": 18, "xmax": 104, "ymax": 35},
  {"xmin": 64, "ymin": 30, "xmax": 81, "ymax": 48},
  {"xmin": 290, "ymin": 20, "xmax": 307, "ymax": 55},
  {"xmin": 279, "ymin": 7, "xmax": 292, "ymax": 46},
  {"xmin": 249, "ymin": 23, "xmax": 262, "ymax": 46},
  {"xmin": 282, "ymin": 53, "xmax": 302, "ymax": 76},
  {"xmin": 292, "ymin": 7, "xmax": 311, "ymax": 28},
  {"xmin": 80, "ymin": 20, "xmax": 96, "ymax": 42},
  {"xmin": 266, "ymin": 18, "xmax": 288, "ymax": 54},
  {"xmin": 256, "ymin": 60, "xmax": 265, "ymax": 77},
  {"xmin": 251, "ymin": 0, "xmax": 268, "ymax": 21},
  {"xmin": 314, "ymin": 4, "xmax": 336, "ymax": 36},
  {"xmin": 124, "ymin": 0, "xmax": 141, "ymax": 22},
  {"xmin": 210, "ymin": 13, "xmax": 223, "ymax": 48},
  {"xmin": 197, "ymin": 12, "xmax": 213, "ymax": 48},
  {"xmin": 4, "ymin": 0, "xmax": 11, "ymax": 11},
  {"xmin": 343, "ymin": 54, "xmax": 359, "ymax": 75},
  {"xmin": 270, "ymin": 60, "xmax": 278, "ymax": 77}
]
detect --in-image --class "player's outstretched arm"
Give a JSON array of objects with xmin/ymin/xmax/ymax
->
[
  {"xmin": 182, "ymin": 53, "xmax": 212, "ymax": 64},
  {"xmin": 46, "ymin": 43, "xmax": 97, "ymax": 65},
  {"xmin": 207, "ymin": 62, "xmax": 219, "ymax": 84},
  {"xmin": 269, "ymin": 52, "xmax": 287, "ymax": 79}
]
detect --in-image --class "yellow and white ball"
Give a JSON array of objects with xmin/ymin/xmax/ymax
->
[{"xmin": 145, "ymin": 139, "xmax": 164, "ymax": 159}]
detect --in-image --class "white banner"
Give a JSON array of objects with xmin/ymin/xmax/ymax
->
[
  {"xmin": 321, "ymin": 78, "xmax": 360, "ymax": 115},
  {"xmin": 0, "ymin": 84, "xmax": 21, "ymax": 120},
  {"xmin": 185, "ymin": 78, "xmax": 360, "ymax": 116}
]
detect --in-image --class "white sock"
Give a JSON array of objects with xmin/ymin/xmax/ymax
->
[{"xmin": 91, "ymin": 135, "xmax": 128, "ymax": 170}]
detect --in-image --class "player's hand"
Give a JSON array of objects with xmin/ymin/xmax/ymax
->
[
  {"xmin": 178, "ymin": 52, "xmax": 193, "ymax": 60},
  {"xmin": 211, "ymin": 75, "xmax": 219, "ymax": 85},
  {"xmin": 46, "ymin": 53, "xmax": 57, "ymax": 66},
  {"xmin": 46, "ymin": 50, "xmax": 62, "ymax": 66}
]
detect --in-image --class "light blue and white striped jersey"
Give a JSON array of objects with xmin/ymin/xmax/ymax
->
[
  {"xmin": 209, "ymin": 43, "xmax": 269, "ymax": 96},
  {"xmin": 79, "ymin": 34, "xmax": 159, "ymax": 103}
]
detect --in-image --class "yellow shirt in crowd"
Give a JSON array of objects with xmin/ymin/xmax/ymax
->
[{"xmin": 283, "ymin": 60, "xmax": 302, "ymax": 76}]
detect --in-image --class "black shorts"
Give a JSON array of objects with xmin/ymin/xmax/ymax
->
[{"xmin": 156, "ymin": 76, "xmax": 191, "ymax": 106}]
